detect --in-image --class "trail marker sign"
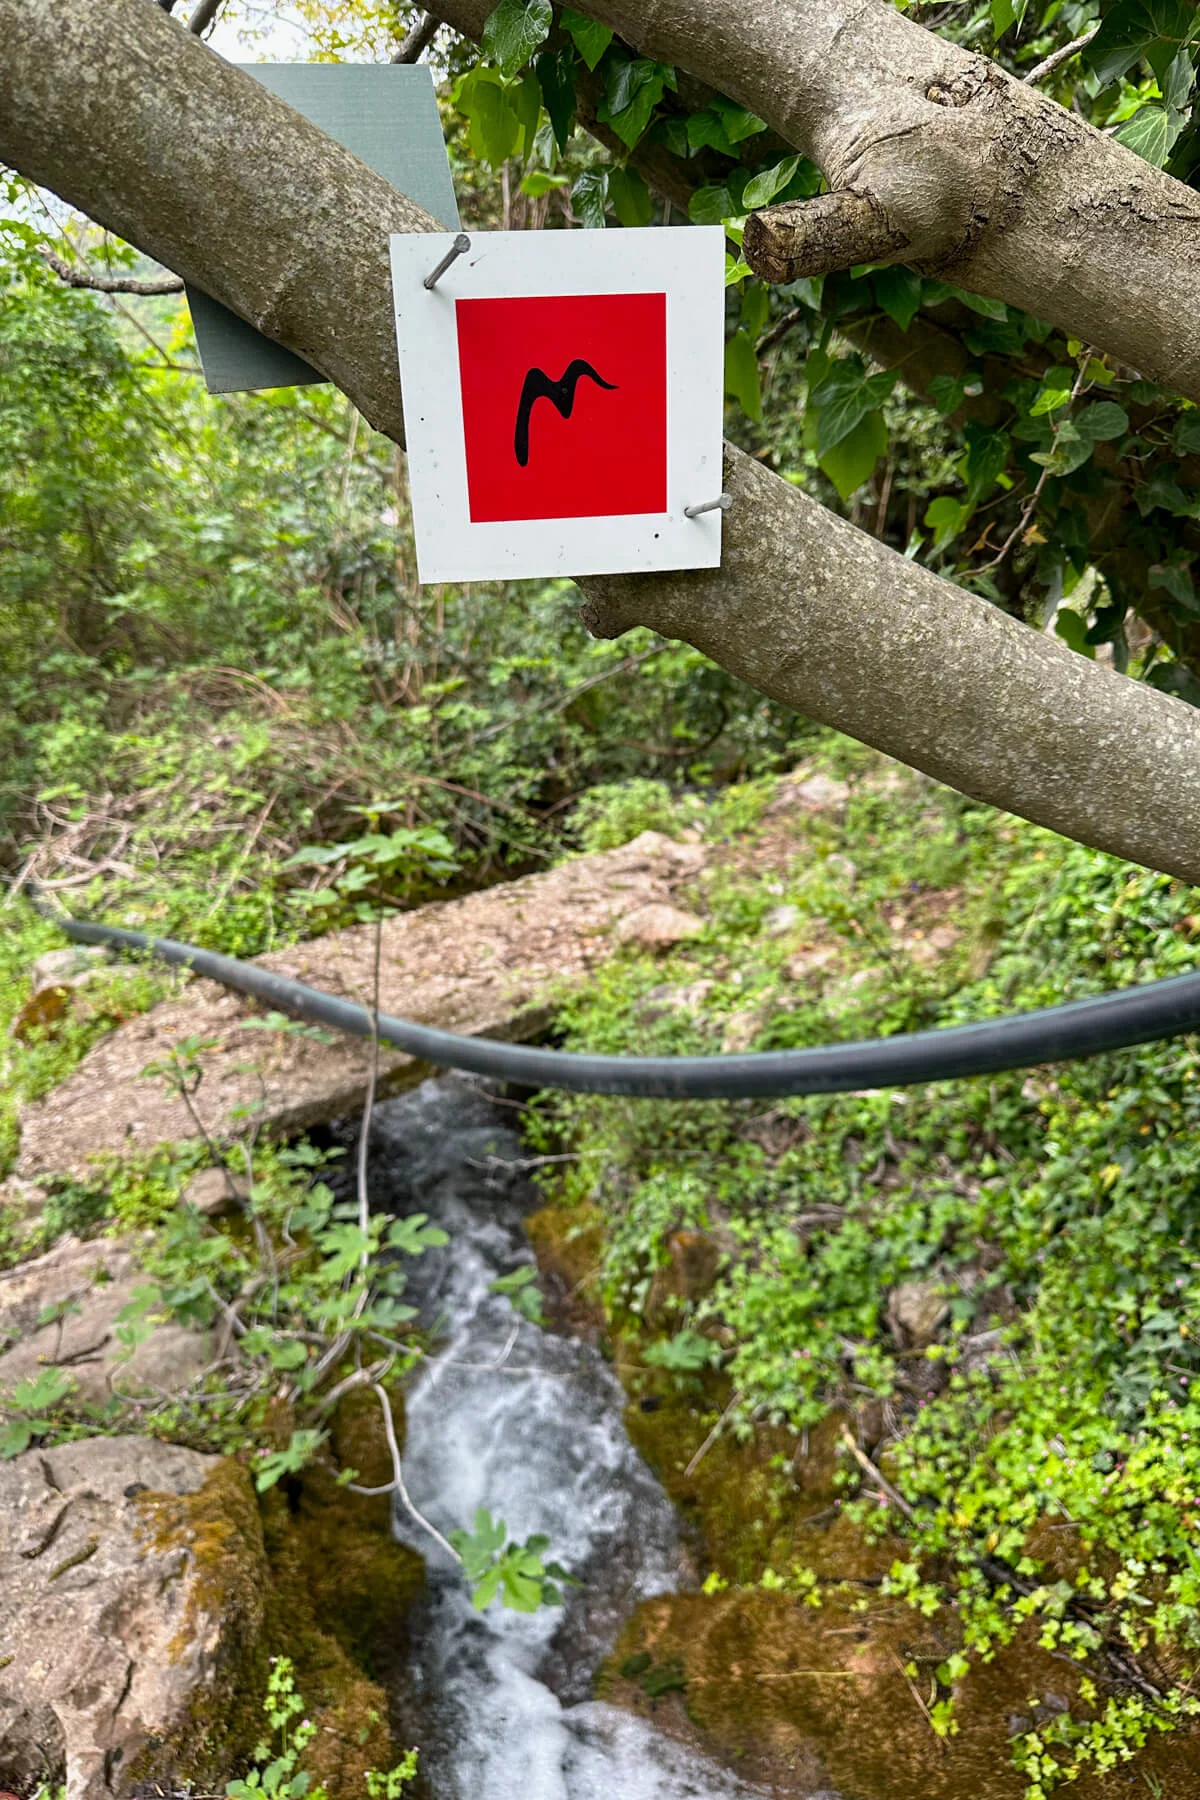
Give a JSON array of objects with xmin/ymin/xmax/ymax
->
[{"xmin": 389, "ymin": 227, "xmax": 726, "ymax": 584}]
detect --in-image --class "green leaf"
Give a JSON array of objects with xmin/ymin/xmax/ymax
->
[
  {"xmin": 1030, "ymin": 365, "xmax": 1076, "ymax": 416},
  {"xmin": 560, "ymin": 4, "xmax": 613, "ymax": 69},
  {"xmin": 1085, "ymin": 0, "xmax": 1197, "ymax": 87},
  {"xmin": 535, "ymin": 48, "xmax": 576, "ymax": 153},
  {"xmin": 687, "ymin": 109, "xmax": 739, "ymax": 158},
  {"xmin": 1149, "ymin": 558, "xmax": 1200, "ymax": 609},
  {"xmin": 928, "ymin": 372, "xmax": 970, "ymax": 415},
  {"xmin": 991, "ymin": 0, "xmax": 1016, "ymax": 34},
  {"xmin": 481, "ymin": 0, "xmax": 553, "ymax": 77},
  {"xmin": 1173, "ymin": 410, "xmax": 1200, "ymax": 454},
  {"xmin": 1030, "ymin": 420, "xmax": 1095, "ymax": 475},
  {"xmin": 521, "ymin": 166, "xmax": 569, "ymax": 196},
  {"xmin": 724, "ymin": 328, "xmax": 762, "ymax": 421},
  {"xmin": 1074, "ymin": 401, "xmax": 1130, "ymax": 442},
  {"xmin": 455, "ymin": 67, "xmax": 521, "ymax": 167},
  {"xmin": 608, "ymin": 165, "xmax": 654, "ymax": 228},
  {"xmin": 513, "ymin": 67, "xmax": 542, "ymax": 162},
  {"xmin": 1055, "ymin": 609, "xmax": 1096, "ymax": 657},
  {"xmin": 688, "ymin": 184, "xmax": 735, "ymax": 226},
  {"xmin": 962, "ymin": 424, "xmax": 1012, "ymax": 500},
  {"xmin": 710, "ymin": 95, "xmax": 767, "ymax": 143},
  {"xmin": 1117, "ymin": 102, "xmax": 1190, "ymax": 166},
  {"xmin": 872, "ymin": 265, "xmax": 923, "ymax": 332},
  {"xmin": 951, "ymin": 287, "xmax": 1008, "ymax": 321},
  {"xmin": 819, "ymin": 409, "xmax": 888, "ymax": 500},
  {"xmin": 809, "ymin": 358, "xmax": 897, "ymax": 454},
  {"xmin": 572, "ymin": 167, "xmax": 609, "ymax": 228},
  {"xmin": 724, "ymin": 253, "xmax": 752, "ymax": 285},
  {"xmin": 597, "ymin": 56, "xmax": 675, "ymax": 148},
  {"xmin": 742, "ymin": 155, "xmax": 802, "ymax": 211},
  {"xmin": 924, "ymin": 494, "xmax": 968, "ymax": 550}
]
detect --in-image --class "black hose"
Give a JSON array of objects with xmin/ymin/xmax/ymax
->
[{"xmin": 26, "ymin": 889, "xmax": 1200, "ymax": 1098}]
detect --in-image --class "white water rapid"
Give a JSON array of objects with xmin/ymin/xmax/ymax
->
[{"xmin": 367, "ymin": 1077, "xmax": 772, "ymax": 1800}]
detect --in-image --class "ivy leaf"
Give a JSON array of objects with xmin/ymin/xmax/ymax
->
[
  {"xmin": 1173, "ymin": 411, "xmax": 1200, "ymax": 454},
  {"xmin": 710, "ymin": 95, "xmax": 767, "ymax": 142},
  {"xmin": 724, "ymin": 328, "xmax": 762, "ymax": 421},
  {"xmin": 535, "ymin": 48, "xmax": 576, "ymax": 153},
  {"xmin": 820, "ymin": 410, "xmax": 888, "ymax": 500},
  {"xmin": 597, "ymin": 56, "xmax": 676, "ymax": 148},
  {"xmin": 1085, "ymin": 0, "xmax": 1197, "ymax": 86},
  {"xmin": 521, "ymin": 166, "xmax": 569, "ymax": 196},
  {"xmin": 688, "ymin": 184, "xmax": 735, "ymax": 226},
  {"xmin": 1030, "ymin": 421, "xmax": 1095, "ymax": 475},
  {"xmin": 608, "ymin": 165, "xmax": 654, "ymax": 227},
  {"xmin": 560, "ymin": 4, "xmax": 613, "ymax": 69},
  {"xmin": 924, "ymin": 494, "xmax": 969, "ymax": 550},
  {"xmin": 962, "ymin": 424, "xmax": 1012, "ymax": 500},
  {"xmin": 951, "ymin": 287, "xmax": 1008, "ymax": 321},
  {"xmin": 928, "ymin": 372, "xmax": 971, "ymax": 415},
  {"xmin": 872, "ymin": 265, "xmax": 923, "ymax": 332},
  {"xmin": 1149, "ymin": 558, "xmax": 1200, "ymax": 609},
  {"xmin": 809, "ymin": 358, "xmax": 897, "ymax": 455},
  {"xmin": 481, "ymin": 0, "xmax": 552, "ymax": 77},
  {"xmin": 1074, "ymin": 401, "xmax": 1130, "ymax": 441},
  {"xmin": 1117, "ymin": 102, "xmax": 1190, "ymax": 167},
  {"xmin": 1056, "ymin": 610, "xmax": 1096, "ymax": 657},
  {"xmin": 1030, "ymin": 365, "xmax": 1076, "ymax": 416},
  {"xmin": 724, "ymin": 252, "xmax": 752, "ymax": 285},
  {"xmin": 572, "ymin": 168, "xmax": 609, "ymax": 228},
  {"xmin": 742, "ymin": 155, "xmax": 802, "ymax": 211},
  {"xmin": 687, "ymin": 110, "xmax": 740, "ymax": 157}
]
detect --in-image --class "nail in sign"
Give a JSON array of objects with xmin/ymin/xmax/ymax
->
[{"xmin": 389, "ymin": 227, "xmax": 725, "ymax": 584}]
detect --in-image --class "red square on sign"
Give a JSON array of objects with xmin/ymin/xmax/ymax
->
[{"xmin": 454, "ymin": 292, "xmax": 667, "ymax": 524}]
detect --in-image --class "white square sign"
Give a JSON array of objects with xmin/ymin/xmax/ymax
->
[{"xmin": 389, "ymin": 226, "xmax": 726, "ymax": 585}]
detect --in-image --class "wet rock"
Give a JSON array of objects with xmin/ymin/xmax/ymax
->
[
  {"xmin": 616, "ymin": 903, "xmax": 706, "ymax": 949},
  {"xmin": 29, "ymin": 946, "xmax": 111, "ymax": 995},
  {"xmin": 887, "ymin": 1278, "xmax": 950, "ymax": 1349},
  {"xmin": 0, "ymin": 1437, "xmax": 264, "ymax": 1800},
  {"xmin": 182, "ymin": 1165, "xmax": 249, "ymax": 1219},
  {"xmin": 0, "ymin": 1236, "xmax": 213, "ymax": 1409}
]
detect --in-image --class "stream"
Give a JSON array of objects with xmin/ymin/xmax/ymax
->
[{"xmin": 365, "ymin": 1076, "xmax": 770, "ymax": 1800}]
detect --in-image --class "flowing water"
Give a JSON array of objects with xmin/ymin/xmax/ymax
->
[{"xmin": 366, "ymin": 1076, "xmax": 771, "ymax": 1800}]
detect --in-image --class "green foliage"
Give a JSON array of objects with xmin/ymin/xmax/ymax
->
[
  {"xmin": 226, "ymin": 1656, "xmax": 417, "ymax": 1800},
  {"xmin": 449, "ymin": 1506, "xmax": 574, "ymax": 1610},
  {"xmin": 489, "ymin": 1262, "xmax": 546, "ymax": 1322},
  {"xmin": 532, "ymin": 740, "xmax": 1200, "ymax": 1792}
]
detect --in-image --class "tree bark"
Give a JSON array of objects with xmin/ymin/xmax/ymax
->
[
  {"xmin": 485, "ymin": 0, "xmax": 1200, "ymax": 406},
  {"xmin": 5, "ymin": 0, "xmax": 1200, "ymax": 881}
]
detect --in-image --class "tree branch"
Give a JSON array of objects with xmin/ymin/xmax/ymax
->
[
  {"xmin": 188, "ymin": 0, "xmax": 225, "ymax": 36},
  {"xmin": 744, "ymin": 187, "xmax": 910, "ymax": 285},
  {"xmin": 7, "ymin": 0, "xmax": 1200, "ymax": 884},
  {"xmin": 39, "ymin": 246, "xmax": 183, "ymax": 295},
  {"xmin": 393, "ymin": 11, "xmax": 442, "ymax": 63},
  {"xmin": 523, "ymin": 0, "xmax": 1200, "ymax": 403}
]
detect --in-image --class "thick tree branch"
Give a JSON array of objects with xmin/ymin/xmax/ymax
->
[
  {"xmin": 542, "ymin": 0, "xmax": 1200, "ymax": 404},
  {"xmin": 5, "ymin": 0, "xmax": 1200, "ymax": 882},
  {"xmin": 743, "ymin": 188, "xmax": 910, "ymax": 283}
]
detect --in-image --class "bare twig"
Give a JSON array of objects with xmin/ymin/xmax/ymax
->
[
  {"xmin": 888, "ymin": 1648, "xmax": 946, "ymax": 1748},
  {"xmin": 354, "ymin": 1381, "xmax": 463, "ymax": 1565},
  {"xmin": 684, "ymin": 1389, "xmax": 743, "ymax": 1479},
  {"xmin": 838, "ymin": 1424, "xmax": 915, "ymax": 1519},
  {"xmin": 393, "ymin": 10, "xmax": 441, "ymax": 62},
  {"xmin": 356, "ymin": 913, "xmax": 383, "ymax": 1270},
  {"xmin": 1023, "ymin": 25, "xmax": 1099, "ymax": 84},
  {"xmin": 39, "ymin": 247, "xmax": 183, "ymax": 295}
]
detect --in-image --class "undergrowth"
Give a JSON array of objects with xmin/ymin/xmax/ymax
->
[{"xmin": 530, "ymin": 744, "xmax": 1200, "ymax": 1795}]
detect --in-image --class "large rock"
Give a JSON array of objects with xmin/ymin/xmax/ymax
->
[
  {"xmin": 0, "ymin": 1236, "xmax": 213, "ymax": 1409},
  {"xmin": 0, "ymin": 1437, "xmax": 264, "ymax": 1800},
  {"xmin": 16, "ymin": 831, "xmax": 709, "ymax": 1184}
]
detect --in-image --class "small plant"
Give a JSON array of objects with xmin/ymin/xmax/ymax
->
[
  {"xmin": 450, "ymin": 1507, "xmax": 574, "ymax": 1612},
  {"xmin": 0, "ymin": 1366, "xmax": 76, "ymax": 1457},
  {"xmin": 226, "ymin": 1656, "xmax": 418, "ymax": 1799},
  {"xmin": 284, "ymin": 816, "xmax": 458, "ymax": 924},
  {"xmin": 489, "ymin": 1262, "xmax": 545, "ymax": 1323}
]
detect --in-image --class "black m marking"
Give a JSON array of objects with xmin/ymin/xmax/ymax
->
[{"xmin": 514, "ymin": 359, "xmax": 618, "ymax": 467}]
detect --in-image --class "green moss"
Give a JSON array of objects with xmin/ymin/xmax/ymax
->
[{"xmin": 132, "ymin": 1392, "xmax": 424, "ymax": 1800}]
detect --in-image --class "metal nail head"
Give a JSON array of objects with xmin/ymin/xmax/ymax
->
[
  {"xmin": 424, "ymin": 233, "xmax": 471, "ymax": 291},
  {"xmin": 684, "ymin": 492, "xmax": 732, "ymax": 519}
]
